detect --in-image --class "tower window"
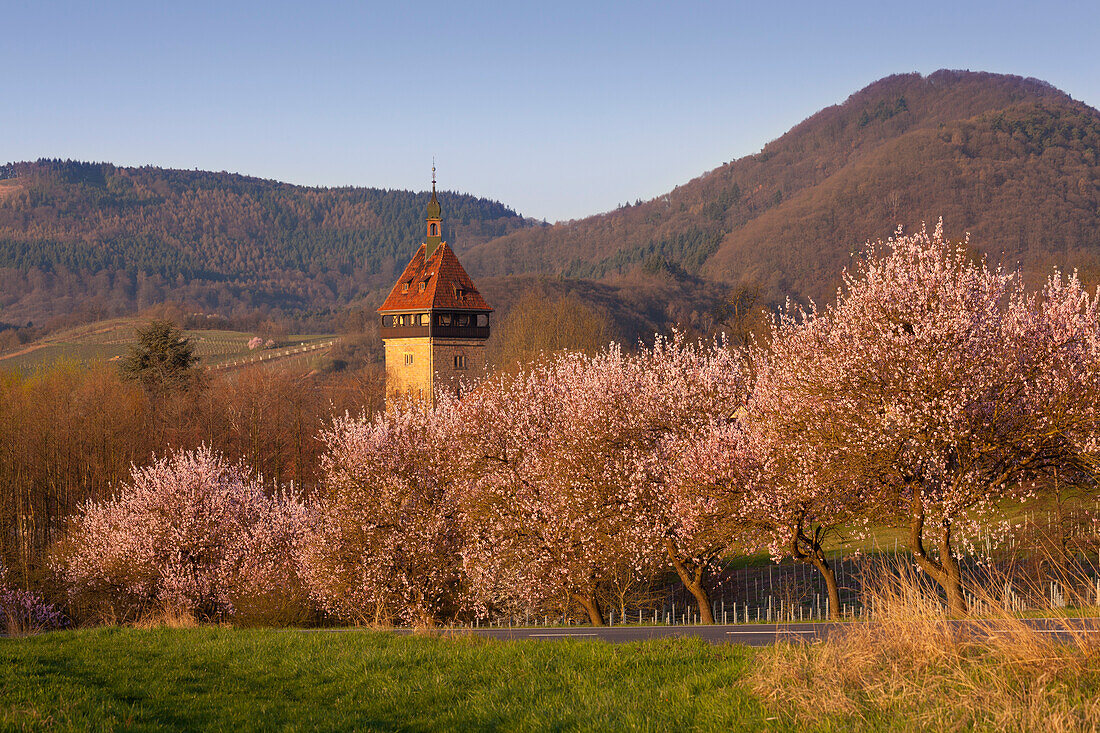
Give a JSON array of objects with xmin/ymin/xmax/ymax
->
[
  {"xmin": 404, "ymin": 353, "xmax": 414, "ymax": 365},
  {"xmin": 430, "ymin": 223, "xmax": 439, "ymax": 236},
  {"xmin": 454, "ymin": 355, "xmax": 467, "ymax": 370}
]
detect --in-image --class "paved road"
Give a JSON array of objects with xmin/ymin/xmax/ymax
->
[{"xmin": 435, "ymin": 617, "xmax": 1100, "ymax": 646}]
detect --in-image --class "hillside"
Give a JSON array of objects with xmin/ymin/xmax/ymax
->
[
  {"xmin": 0, "ymin": 161, "xmax": 530, "ymax": 324},
  {"xmin": 4, "ymin": 70, "xmax": 1097, "ymax": 330},
  {"xmin": 0, "ymin": 316, "xmax": 336, "ymax": 375},
  {"xmin": 464, "ymin": 70, "xmax": 1100, "ymax": 304}
]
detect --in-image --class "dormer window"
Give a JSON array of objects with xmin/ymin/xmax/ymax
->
[
  {"xmin": 455, "ymin": 287, "xmax": 466, "ymax": 299},
  {"xmin": 402, "ymin": 282, "xmax": 409, "ymax": 293},
  {"xmin": 419, "ymin": 281, "xmax": 426, "ymax": 292}
]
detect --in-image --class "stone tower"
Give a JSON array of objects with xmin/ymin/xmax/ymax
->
[{"xmin": 378, "ymin": 171, "xmax": 492, "ymax": 403}]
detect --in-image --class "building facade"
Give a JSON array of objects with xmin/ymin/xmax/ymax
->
[{"xmin": 377, "ymin": 176, "xmax": 492, "ymax": 403}]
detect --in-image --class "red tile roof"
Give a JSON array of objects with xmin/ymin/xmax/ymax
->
[{"xmin": 378, "ymin": 242, "xmax": 492, "ymax": 313}]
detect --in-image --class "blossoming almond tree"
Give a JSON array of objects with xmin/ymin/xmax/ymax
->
[
  {"xmin": 643, "ymin": 335, "xmax": 752, "ymax": 624},
  {"xmin": 762, "ymin": 221, "xmax": 1100, "ymax": 615},
  {"xmin": 743, "ymin": 314, "xmax": 877, "ymax": 620},
  {"xmin": 455, "ymin": 335, "xmax": 750, "ymax": 625},
  {"xmin": 454, "ymin": 346, "xmax": 671, "ymax": 626},
  {"xmin": 662, "ymin": 416, "xmax": 758, "ymax": 623},
  {"xmin": 299, "ymin": 398, "xmax": 468, "ymax": 626},
  {"xmin": 61, "ymin": 446, "xmax": 309, "ymax": 622}
]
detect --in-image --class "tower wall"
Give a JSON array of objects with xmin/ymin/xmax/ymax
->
[
  {"xmin": 383, "ymin": 336, "xmax": 488, "ymax": 403},
  {"xmin": 429, "ymin": 337, "xmax": 487, "ymax": 396},
  {"xmin": 384, "ymin": 336, "xmax": 434, "ymax": 402}
]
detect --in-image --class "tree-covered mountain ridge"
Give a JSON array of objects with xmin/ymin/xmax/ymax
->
[
  {"xmin": 4, "ymin": 69, "xmax": 1098, "ymax": 327},
  {"xmin": 0, "ymin": 161, "xmax": 532, "ymax": 323},
  {"xmin": 465, "ymin": 70, "xmax": 1100, "ymax": 304}
]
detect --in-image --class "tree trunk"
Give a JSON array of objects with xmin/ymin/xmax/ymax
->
[
  {"xmin": 909, "ymin": 491, "xmax": 968, "ymax": 616},
  {"xmin": 573, "ymin": 593, "xmax": 605, "ymax": 626},
  {"xmin": 790, "ymin": 517, "xmax": 841, "ymax": 620},
  {"xmin": 666, "ymin": 539, "xmax": 715, "ymax": 624},
  {"xmin": 808, "ymin": 554, "xmax": 841, "ymax": 620},
  {"xmin": 690, "ymin": 584, "xmax": 715, "ymax": 624},
  {"xmin": 938, "ymin": 529, "xmax": 967, "ymax": 617}
]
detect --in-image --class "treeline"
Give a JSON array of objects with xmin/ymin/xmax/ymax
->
[
  {"xmin": 301, "ymin": 220, "xmax": 1100, "ymax": 625},
  {"xmin": 8, "ymin": 221, "xmax": 1100, "ymax": 629},
  {"xmin": 0, "ymin": 160, "xmax": 530, "ymax": 324}
]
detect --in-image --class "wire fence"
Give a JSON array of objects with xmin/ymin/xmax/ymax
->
[{"xmin": 452, "ymin": 549, "xmax": 1100, "ymax": 628}]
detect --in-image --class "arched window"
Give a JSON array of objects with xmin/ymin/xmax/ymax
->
[{"xmin": 430, "ymin": 223, "xmax": 439, "ymax": 236}]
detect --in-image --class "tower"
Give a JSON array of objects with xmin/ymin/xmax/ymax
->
[{"xmin": 378, "ymin": 170, "xmax": 492, "ymax": 403}]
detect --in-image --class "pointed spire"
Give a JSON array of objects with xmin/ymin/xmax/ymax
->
[{"xmin": 426, "ymin": 160, "xmax": 442, "ymax": 256}]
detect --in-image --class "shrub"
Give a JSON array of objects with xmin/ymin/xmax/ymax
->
[{"xmin": 0, "ymin": 564, "xmax": 65, "ymax": 634}]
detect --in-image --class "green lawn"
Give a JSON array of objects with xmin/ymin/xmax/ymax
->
[{"xmin": 0, "ymin": 629, "xmax": 777, "ymax": 732}]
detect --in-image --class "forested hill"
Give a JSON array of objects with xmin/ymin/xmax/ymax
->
[
  {"xmin": 464, "ymin": 70, "xmax": 1100, "ymax": 305},
  {"xmin": 6, "ymin": 70, "xmax": 1099, "ymax": 327},
  {"xmin": 0, "ymin": 161, "xmax": 530, "ymax": 323}
]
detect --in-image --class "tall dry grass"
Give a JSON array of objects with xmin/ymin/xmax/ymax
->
[
  {"xmin": 751, "ymin": 559, "xmax": 1100, "ymax": 732},
  {"xmin": 131, "ymin": 606, "xmax": 202, "ymax": 630}
]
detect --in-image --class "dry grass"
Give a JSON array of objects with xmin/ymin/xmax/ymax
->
[
  {"xmin": 751, "ymin": 561, "xmax": 1100, "ymax": 732},
  {"xmin": 131, "ymin": 606, "xmax": 201, "ymax": 629}
]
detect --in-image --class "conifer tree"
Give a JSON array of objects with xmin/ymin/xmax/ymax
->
[{"xmin": 121, "ymin": 320, "xmax": 200, "ymax": 394}]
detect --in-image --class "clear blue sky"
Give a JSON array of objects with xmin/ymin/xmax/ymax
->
[{"xmin": 4, "ymin": 0, "xmax": 1098, "ymax": 222}]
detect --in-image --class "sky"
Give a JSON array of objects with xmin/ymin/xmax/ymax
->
[{"xmin": 4, "ymin": 0, "xmax": 1099, "ymax": 222}]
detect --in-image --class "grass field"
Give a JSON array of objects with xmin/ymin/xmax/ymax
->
[
  {"xmin": 0, "ymin": 318, "xmax": 335, "ymax": 374},
  {"xmin": 4, "ymin": 618, "xmax": 1099, "ymax": 731},
  {"xmin": 0, "ymin": 629, "xmax": 773, "ymax": 732}
]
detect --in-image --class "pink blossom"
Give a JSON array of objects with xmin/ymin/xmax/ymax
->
[
  {"xmin": 60, "ymin": 446, "xmax": 311, "ymax": 622},
  {"xmin": 298, "ymin": 398, "xmax": 469, "ymax": 626}
]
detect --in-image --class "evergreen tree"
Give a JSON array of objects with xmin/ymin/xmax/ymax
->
[{"xmin": 121, "ymin": 320, "xmax": 200, "ymax": 394}]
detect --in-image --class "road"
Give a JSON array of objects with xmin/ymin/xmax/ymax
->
[{"xmin": 434, "ymin": 617, "xmax": 1100, "ymax": 646}]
